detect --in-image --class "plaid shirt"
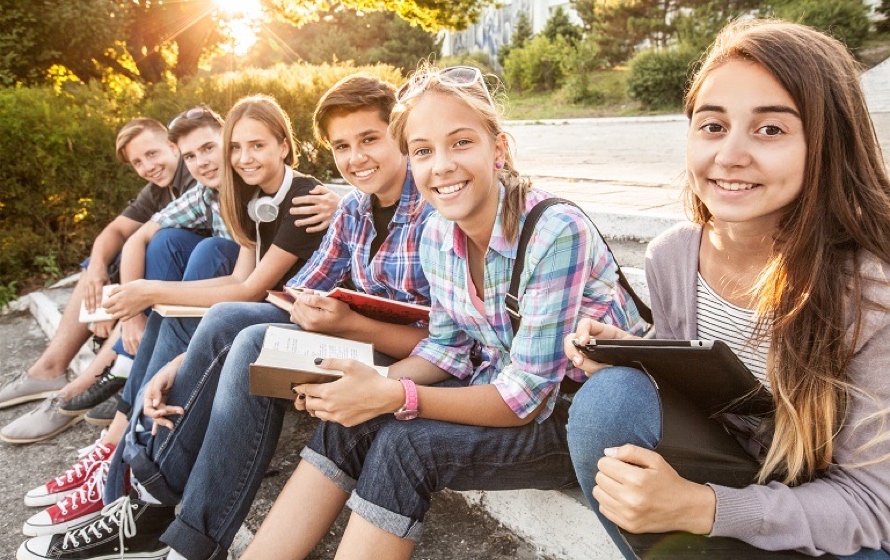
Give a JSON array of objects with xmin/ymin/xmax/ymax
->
[
  {"xmin": 287, "ymin": 171, "xmax": 433, "ymax": 308},
  {"xmin": 151, "ymin": 183, "xmax": 232, "ymax": 240},
  {"xmin": 412, "ymin": 187, "xmax": 648, "ymax": 422}
]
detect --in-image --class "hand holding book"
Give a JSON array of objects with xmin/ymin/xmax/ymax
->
[{"xmin": 294, "ymin": 357, "xmax": 404, "ymax": 428}]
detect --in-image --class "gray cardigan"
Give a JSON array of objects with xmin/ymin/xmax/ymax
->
[{"xmin": 644, "ymin": 222, "xmax": 890, "ymax": 556}]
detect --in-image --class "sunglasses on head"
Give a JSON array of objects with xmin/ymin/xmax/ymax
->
[
  {"xmin": 396, "ymin": 66, "xmax": 494, "ymax": 106},
  {"xmin": 168, "ymin": 106, "xmax": 219, "ymax": 129}
]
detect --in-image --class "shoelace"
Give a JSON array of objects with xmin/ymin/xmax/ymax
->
[
  {"xmin": 57, "ymin": 461, "xmax": 108, "ymax": 515},
  {"xmin": 55, "ymin": 431, "xmax": 111, "ymax": 487},
  {"xmin": 61, "ymin": 495, "xmax": 136, "ymax": 558}
]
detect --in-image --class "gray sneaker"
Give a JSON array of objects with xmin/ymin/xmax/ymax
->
[
  {"xmin": 0, "ymin": 372, "xmax": 68, "ymax": 409},
  {"xmin": 0, "ymin": 396, "xmax": 83, "ymax": 444}
]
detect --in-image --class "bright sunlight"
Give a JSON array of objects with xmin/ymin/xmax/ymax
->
[{"xmin": 215, "ymin": 0, "xmax": 264, "ymax": 56}]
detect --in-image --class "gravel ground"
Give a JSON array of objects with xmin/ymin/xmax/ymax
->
[{"xmin": 0, "ymin": 308, "xmax": 551, "ymax": 560}]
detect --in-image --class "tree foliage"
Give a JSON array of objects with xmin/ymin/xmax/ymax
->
[
  {"xmin": 0, "ymin": 0, "xmax": 496, "ymax": 86},
  {"xmin": 248, "ymin": 9, "xmax": 440, "ymax": 72},
  {"xmin": 879, "ymin": 0, "xmax": 890, "ymax": 33},
  {"xmin": 766, "ymin": 0, "xmax": 871, "ymax": 50},
  {"xmin": 542, "ymin": 6, "xmax": 583, "ymax": 45},
  {"xmin": 497, "ymin": 11, "xmax": 534, "ymax": 67}
]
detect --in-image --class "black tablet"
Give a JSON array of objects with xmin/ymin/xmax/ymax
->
[{"xmin": 574, "ymin": 339, "xmax": 773, "ymax": 416}]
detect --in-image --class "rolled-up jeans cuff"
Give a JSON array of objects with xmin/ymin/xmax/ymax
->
[
  {"xmin": 126, "ymin": 441, "xmax": 182, "ymax": 505},
  {"xmin": 299, "ymin": 447, "xmax": 357, "ymax": 495},
  {"xmin": 346, "ymin": 491, "xmax": 424, "ymax": 541},
  {"xmin": 162, "ymin": 516, "xmax": 229, "ymax": 560}
]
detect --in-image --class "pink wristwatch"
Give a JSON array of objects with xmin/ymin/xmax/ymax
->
[{"xmin": 395, "ymin": 378, "xmax": 419, "ymax": 421}]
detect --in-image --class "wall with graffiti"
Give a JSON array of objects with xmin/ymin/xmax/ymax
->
[{"xmin": 440, "ymin": 0, "xmax": 579, "ymax": 65}]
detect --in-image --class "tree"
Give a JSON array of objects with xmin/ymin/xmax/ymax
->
[
  {"xmin": 767, "ymin": 0, "xmax": 871, "ymax": 51},
  {"xmin": 0, "ymin": 0, "xmax": 498, "ymax": 85},
  {"xmin": 879, "ymin": 0, "xmax": 890, "ymax": 33},
  {"xmin": 0, "ymin": 0, "xmax": 124, "ymax": 86},
  {"xmin": 497, "ymin": 11, "xmax": 534, "ymax": 67},
  {"xmin": 253, "ymin": 9, "xmax": 441, "ymax": 72},
  {"xmin": 542, "ymin": 6, "xmax": 583, "ymax": 45}
]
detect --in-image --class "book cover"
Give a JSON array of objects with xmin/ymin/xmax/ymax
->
[
  {"xmin": 152, "ymin": 304, "xmax": 209, "ymax": 318},
  {"xmin": 265, "ymin": 290, "xmax": 295, "ymax": 313},
  {"xmin": 284, "ymin": 286, "xmax": 430, "ymax": 325},
  {"xmin": 249, "ymin": 325, "xmax": 388, "ymax": 400},
  {"xmin": 78, "ymin": 284, "xmax": 119, "ymax": 323}
]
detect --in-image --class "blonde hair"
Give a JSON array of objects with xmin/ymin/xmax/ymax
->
[
  {"xmin": 115, "ymin": 118, "xmax": 168, "ymax": 163},
  {"xmin": 389, "ymin": 63, "xmax": 532, "ymax": 241},
  {"xmin": 220, "ymin": 95, "xmax": 296, "ymax": 248},
  {"xmin": 685, "ymin": 20, "xmax": 890, "ymax": 484}
]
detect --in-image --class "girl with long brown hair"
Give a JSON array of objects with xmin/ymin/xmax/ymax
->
[{"xmin": 565, "ymin": 19, "xmax": 890, "ymax": 558}]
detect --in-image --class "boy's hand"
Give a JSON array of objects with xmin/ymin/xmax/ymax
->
[
  {"xmin": 121, "ymin": 313, "xmax": 148, "ymax": 355},
  {"xmin": 105, "ymin": 280, "xmax": 154, "ymax": 321},
  {"xmin": 143, "ymin": 358, "xmax": 185, "ymax": 435},
  {"xmin": 289, "ymin": 293, "xmax": 354, "ymax": 334},
  {"xmin": 82, "ymin": 264, "xmax": 110, "ymax": 313},
  {"xmin": 290, "ymin": 185, "xmax": 341, "ymax": 233}
]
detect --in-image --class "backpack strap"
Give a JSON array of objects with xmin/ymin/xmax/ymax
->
[{"xmin": 506, "ymin": 198, "xmax": 654, "ymax": 336}]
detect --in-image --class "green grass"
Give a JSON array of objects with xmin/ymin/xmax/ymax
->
[{"xmin": 502, "ymin": 68, "xmax": 681, "ymax": 121}]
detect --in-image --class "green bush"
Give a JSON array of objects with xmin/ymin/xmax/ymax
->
[
  {"xmin": 0, "ymin": 62, "xmax": 402, "ymax": 300},
  {"xmin": 0, "ymin": 84, "xmax": 137, "ymax": 292},
  {"xmin": 559, "ymin": 36, "xmax": 609, "ymax": 104},
  {"xmin": 769, "ymin": 0, "xmax": 871, "ymax": 51},
  {"xmin": 626, "ymin": 47, "xmax": 700, "ymax": 109},
  {"xmin": 503, "ymin": 35, "xmax": 575, "ymax": 94}
]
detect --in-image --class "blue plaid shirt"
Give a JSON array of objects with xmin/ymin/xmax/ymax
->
[
  {"xmin": 151, "ymin": 183, "xmax": 231, "ymax": 240},
  {"xmin": 287, "ymin": 170, "xmax": 434, "ymax": 308}
]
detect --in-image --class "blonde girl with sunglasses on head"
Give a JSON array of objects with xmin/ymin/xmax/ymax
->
[
  {"xmin": 564, "ymin": 20, "xmax": 890, "ymax": 559},
  {"xmin": 239, "ymin": 64, "xmax": 648, "ymax": 560}
]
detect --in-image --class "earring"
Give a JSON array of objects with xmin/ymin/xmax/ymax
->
[{"xmin": 495, "ymin": 161, "xmax": 503, "ymax": 169}]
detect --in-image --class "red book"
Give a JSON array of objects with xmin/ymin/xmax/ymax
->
[{"xmin": 270, "ymin": 286, "xmax": 430, "ymax": 325}]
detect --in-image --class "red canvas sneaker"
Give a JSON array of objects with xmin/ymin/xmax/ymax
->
[
  {"xmin": 23, "ymin": 460, "xmax": 109, "ymax": 537},
  {"xmin": 23, "ymin": 439, "xmax": 115, "ymax": 507}
]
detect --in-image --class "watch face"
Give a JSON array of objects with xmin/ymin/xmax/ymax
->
[{"xmin": 395, "ymin": 409, "xmax": 419, "ymax": 421}]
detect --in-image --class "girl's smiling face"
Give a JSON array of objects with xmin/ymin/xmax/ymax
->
[
  {"xmin": 230, "ymin": 117, "xmax": 289, "ymax": 194},
  {"xmin": 404, "ymin": 91, "xmax": 506, "ymax": 235},
  {"xmin": 686, "ymin": 59, "xmax": 807, "ymax": 232}
]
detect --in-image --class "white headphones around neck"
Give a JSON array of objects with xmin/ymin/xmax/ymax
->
[{"xmin": 247, "ymin": 182, "xmax": 289, "ymax": 224}]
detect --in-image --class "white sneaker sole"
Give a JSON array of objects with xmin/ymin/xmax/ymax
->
[
  {"xmin": 23, "ymin": 509, "xmax": 102, "ymax": 537},
  {"xmin": 0, "ymin": 390, "xmax": 60, "ymax": 410},
  {"xmin": 23, "ymin": 489, "xmax": 76, "ymax": 508},
  {"xmin": 17, "ymin": 541, "xmax": 169, "ymax": 560}
]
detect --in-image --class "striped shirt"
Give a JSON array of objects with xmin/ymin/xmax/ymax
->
[
  {"xmin": 412, "ymin": 186, "xmax": 648, "ymax": 423},
  {"xmin": 151, "ymin": 183, "xmax": 232, "ymax": 240},
  {"xmin": 696, "ymin": 273, "xmax": 770, "ymax": 389},
  {"xmin": 286, "ymin": 170, "xmax": 433, "ymax": 308}
]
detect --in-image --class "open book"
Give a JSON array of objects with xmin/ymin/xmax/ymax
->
[
  {"xmin": 266, "ymin": 286, "xmax": 430, "ymax": 325},
  {"xmin": 249, "ymin": 325, "xmax": 389, "ymax": 400},
  {"xmin": 151, "ymin": 304, "xmax": 209, "ymax": 318},
  {"xmin": 78, "ymin": 284, "xmax": 119, "ymax": 323}
]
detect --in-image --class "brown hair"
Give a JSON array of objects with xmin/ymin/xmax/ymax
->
[
  {"xmin": 389, "ymin": 62, "xmax": 531, "ymax": 240},
  {"xmin": 168, "ymin": 106, "xmax": 224, "ymax": 145},
  {"xmin": 220, "ymin": 95, "xmax": 296, "ymax": 247},
  {"xmin": 684, "ymin": 19, "xmax": 890, "ymax": 484},
  {"xmin": 313, "ymin": 73, "xmax": 398, "ymax": 147},
  {"xmin": 115, "ymin": 118, "xmax": 168, "ymax": 163}
]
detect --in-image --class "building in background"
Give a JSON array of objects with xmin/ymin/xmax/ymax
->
[{"xmin": 440, "ymin": 0, "xmax": 580, "ymax": 63}]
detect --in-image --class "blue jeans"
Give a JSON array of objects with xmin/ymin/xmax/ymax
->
[
  {"xmin": 566, "ymin": 366, "xmax": 890, "ymax": 560},
  {"xmin": 111, "ymin": 230, "xmax": 239, "ymax": 359},
  {"xmin": 104, "ymin": 302, "xmax": 290, "ymax": 509},
  {"xmin": 302, "ymin": 383, "xmax": 577, "ymax": 541}
]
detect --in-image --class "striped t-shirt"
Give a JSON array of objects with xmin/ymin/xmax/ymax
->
[{"xmin": 696, "ymin": 273, "xmax": 771, "ymax": 390}]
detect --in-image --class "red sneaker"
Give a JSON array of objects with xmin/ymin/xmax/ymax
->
[
  {"xmin": 23, "ymin": 460, "xmax": 109, "ymax": 537},
  {"xmin": 23, "ymin": 440, "xmax": 115, "ymax": 507}
]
